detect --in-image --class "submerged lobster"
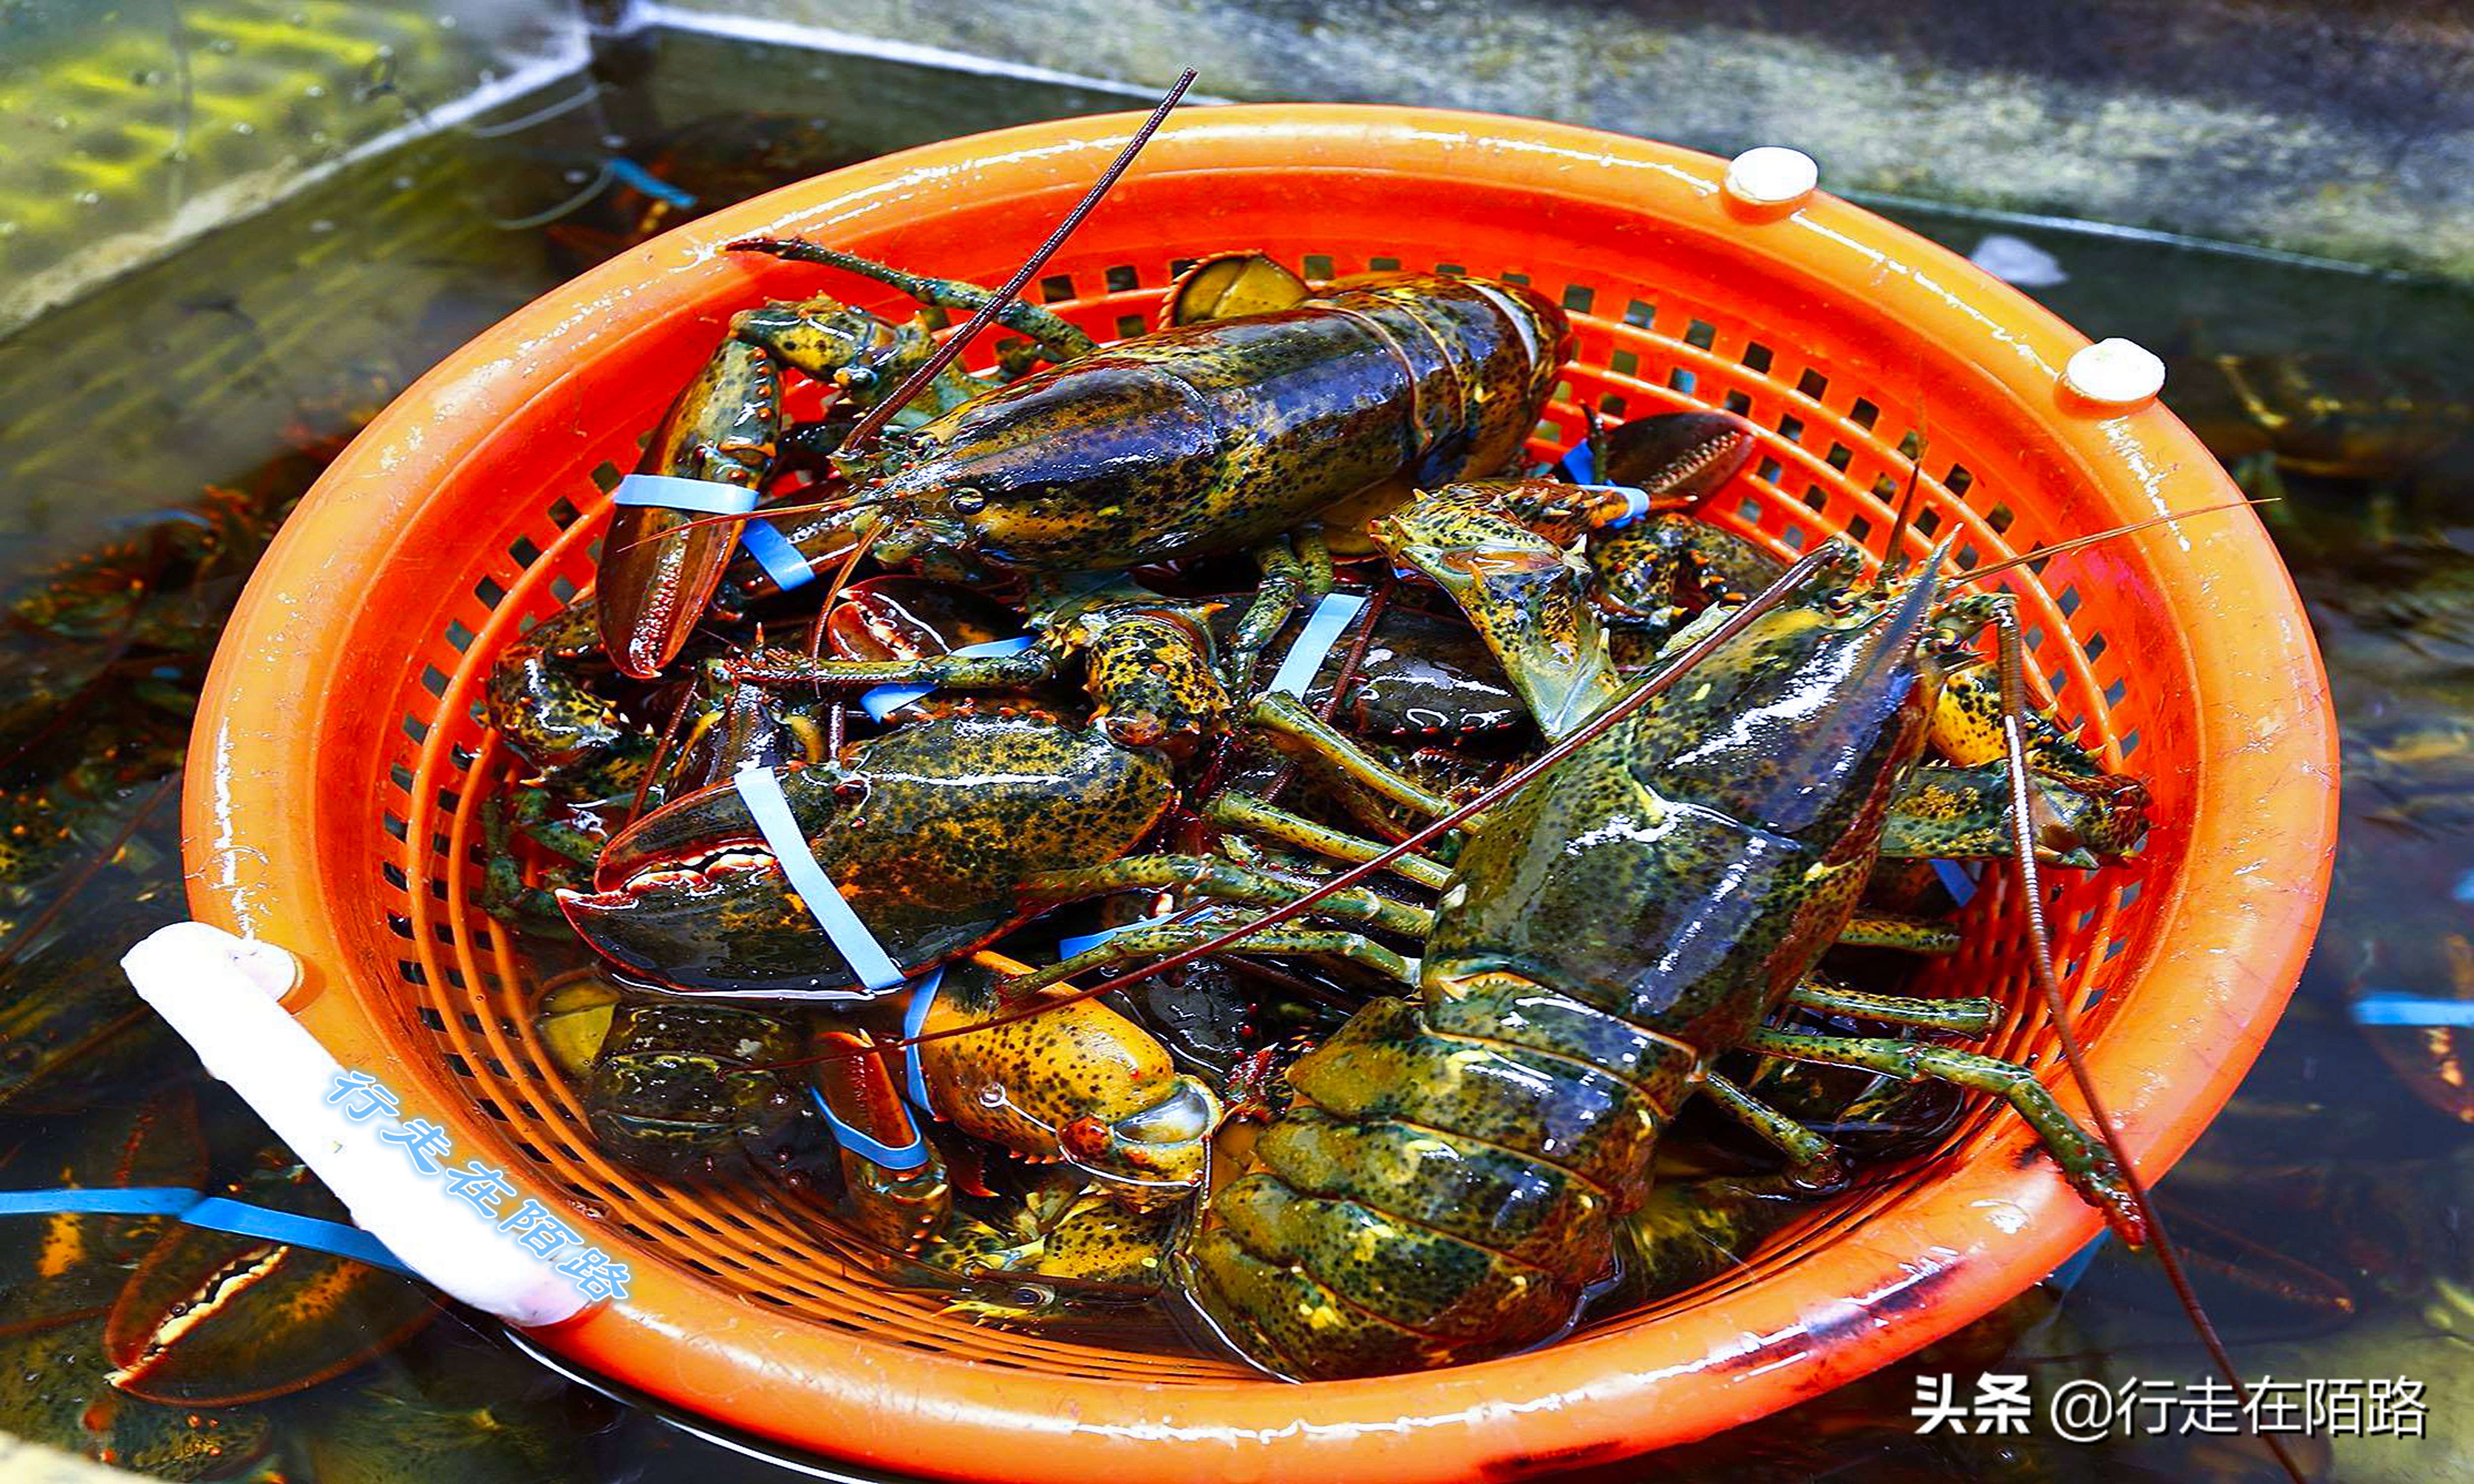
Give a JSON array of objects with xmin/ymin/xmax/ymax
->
[{"xmin": 1173, "ymin": 503, "xmax": 2144, "ymax": 1377}]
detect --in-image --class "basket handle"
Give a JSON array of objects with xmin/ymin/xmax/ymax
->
[{"xmin": 121, "ymin": 922, "xmax": 590, "ymax": 1327}]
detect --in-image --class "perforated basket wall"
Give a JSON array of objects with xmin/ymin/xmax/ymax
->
[{"xmin": 187, "ymin": 107, "xmax": 2336, "ymax": 1484}]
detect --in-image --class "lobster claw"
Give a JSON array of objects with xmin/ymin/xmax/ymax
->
[
  {"xmin": 597, "ymin": 338, "xmax": 782, "ymax": 679},
  {"xmin": 101, "ymin": 1158, "xmax": 439, "ymax": 1406},
  {"xmin": 559, "ymin": 713, "xmax": 1175, "ymax": 997},
  {"xmin": 811, "ymin": 1028, "xmax": 952, "ymax": 1253},
  {"xmin": 560, "ymin": 761, "xmax": 940, "ymax": 998},
  {"xmin": 917, "ymin": 959, "xmax": 1224, "ymax": 1207},
  {"xmin": 1596, "ymin": 410, "xmax": 1757, "ymax": 501},
  {"xmin": 1373, "ymin": 483, "xmax": 1622, "ymax": 740},
  {"xmin": 598, "ymin": 502, "xmax": 746, "ymax": 681}
]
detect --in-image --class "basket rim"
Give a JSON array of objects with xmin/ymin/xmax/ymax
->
[{"xmin": 185, "ymin": 103, "xmax": 2338, "ymax": 1483}]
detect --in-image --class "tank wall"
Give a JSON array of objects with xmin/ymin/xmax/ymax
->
[{"xmin": 635, "ymin": 0, "xmax": 2474, "ymax": 278}]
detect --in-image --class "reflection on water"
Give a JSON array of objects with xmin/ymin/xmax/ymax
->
[{"xmin": 0, "ymin": 21, "xmax": 2469, "ymax": 1483}]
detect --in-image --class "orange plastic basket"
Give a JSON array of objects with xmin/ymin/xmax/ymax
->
[{"xmin": 185, "ymin": 106, "xmax": 2336, "ymax": 1481}]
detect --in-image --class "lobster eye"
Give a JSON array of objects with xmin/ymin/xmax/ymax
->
[
  {"xmin": 948, "ymin": 487, "xmax": 985, "ymax": 514},
  {"xmin": 834, "ymin": 367, "xmax": 877, "ymax": 392}
]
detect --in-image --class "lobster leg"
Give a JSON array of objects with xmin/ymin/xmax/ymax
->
[
  {"xmin": 732, "ymin": 295, "xmax": 986, "ymax": 421},
  {"xmin": 1223, "ymin": 532, "xmax": 1333, "ymax": 690},
  {"xmin": 1741, "ymin": 1024, "xmax": 2139, "ymax": 1231},
  {"xmin": 999, "ymin": 916, "xmax": 1416, "ymax": 999},
  {"xmin": 1017, "ymin": 855, "xmax": 1431, "ymax": 939},
  {"xmin": 1202, "ymin": 793, "xmax": 1453, "ymax": 891},
  {"xmin": 1837, "ymin": 911, "xmax": 1963, "ymax": 955},
  {"xmin": 812, "ymin": 1027, "xmax": 952, "ymax": 1255},
  {"xmin": 1245, "ymin": 694, "xmax": 1456, "ymax": 818},
  {"xmin": 728, "ymin": 238, "xmax": 1098, "ymax": 364},
  {"xmin": 1882, "ymin": 760, "xmax": 2150, "ymax": 866},
  {"xmin": 728, "ymin": 644, "xmax": 1058, "ymax": 692},
  {"xmin": 1784, "ymin": 981, "xmax": 2000, "ymax": 1036},
  {"xmin": 1701, "ymin": 1070, "xmax": 1838, "ymax": 1168},
  {"xmin": 479, "ymin": 791, "xmax": 596, "ymax": 929}
]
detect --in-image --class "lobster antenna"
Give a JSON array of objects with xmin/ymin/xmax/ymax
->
[
  {"xmin": 837, "ymin": 69, "xmax": 1197, "ymax": 455},
  {"xmin": 813, "ymin": 545, "xmax": 1841, "ymax": 1063},
  {"xmin": 1879, "ymin": 438, "xmax": 1926, "ymax": 581},
  {"xmin": 1965, "ymin": 497, "xmax": 2266, "ymax": 583},
  {"xmin": 1991, "ymin": 601, "xmax": 2307, "ymax": 1484}
]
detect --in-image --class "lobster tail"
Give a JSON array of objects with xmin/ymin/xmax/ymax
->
[{"xmin": 1184, "ymin": 979, "xmax": 1696, "ymax": 1379}]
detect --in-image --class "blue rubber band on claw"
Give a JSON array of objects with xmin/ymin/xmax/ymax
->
[
  {"xmin": 1266, "ymin": 591, "xmax": 1369, "ymax": 698},
  {"xmin": 1575, "ymin": 483, "xmax": 1655, "ymax": 530},
  {"xmin": 902, "ymin": 969, "xmax": 943, "ymax": 1114},
  {"xmin": 859, "ymin": 636, "xmax": 1037, "ymax": 722},
  {"xmin": 738, "ymin": 519, "xmax": 817, "ymax": 591},
  {"xmin": 610, "ymin": 473, "xmax": 761, "ymax": 517},
  {"xmin": 808, "ymin": 1088, "xmax": 931, "ymax": 1173},
  {"xmin": 614, "ymin": 473, "xmax": 822, "ymax": 587},
  {"xmin": 732, "ymin": 763, "xmax": 907, "ymax": 992}
]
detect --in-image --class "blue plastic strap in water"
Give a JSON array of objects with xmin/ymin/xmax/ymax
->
[
  {"xmin": 1557, "ymin": 438, "xmax": 1597, "ymax": 484},
  {"xmin": 732, "ymin": 764, "xmax": 907, "ymax": 992},
  {"xmin": 0, "ymin": 1186, "xmax": 202, "ymax": 1215},
  {"xmin": 737, "ymin": 519, "xmax": 817, "ymax": 591},
  {"xmin": 180, "ymin": 1198, "xmax": 415, "ymax": 1276},
  {"xmin": 807, "ymin": 1087, "xmax": 930, "ymax": 1173},
  {"xmin": 901, "ymin": 968, "xmax": 943, "ymax": 1113},
  {"xmin": 858, "ymin": 636, "xmax": 1037, "ymax": 722},
  {"xmin": 2351, "ymin": 992, "xmax": 2474, "ymax": 1028},
  {"xmin": 1577, "ymin": 483, "xmax": 1656, "ymax": 530},
  {"xmin": 604, "ymin": 156, "xmax": 699, "ymax": 209},
  {"xmin": 0, "ymin": 1188, "xmax": 412, "ymax": 1274},
  {"xmin": 1266, "ymin": 591, "xmax": 1370, "ymax": 698},
  {"xmin": 610, "ymin": 473, "xmax": 761, "ymax": 517}
]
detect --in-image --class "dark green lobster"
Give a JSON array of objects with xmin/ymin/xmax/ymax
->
[
  {"xmin": 596, "ymin": 241, "xmax": 1573, "ymax": 681},
  {"xmin": 1175, "ymin": 532, "xmax": 2147, "ymax": 1379}
]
